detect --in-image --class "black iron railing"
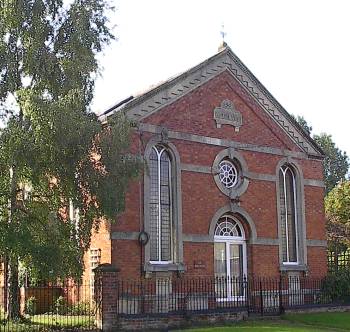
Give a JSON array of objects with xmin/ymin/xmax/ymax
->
[
  {"xmin": 116, "ymin": 276, "xmax": 350, "ymax": 317},
  {"xmin": 2, "ymin": 275, "xmax": 349, "ymax": 330},
  {"xmin": 0, "ymin": 282, "xmax": 97, "ymax": 331}
]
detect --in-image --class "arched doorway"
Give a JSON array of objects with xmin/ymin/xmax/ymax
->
[{"xmin": 214, "ymin": 215, "xmax": 247, "ymax": 299}]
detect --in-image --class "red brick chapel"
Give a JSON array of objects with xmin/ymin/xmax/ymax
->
[{"xmin": 84, "ymin": 44, "xmax": 327, "ymax": 288}]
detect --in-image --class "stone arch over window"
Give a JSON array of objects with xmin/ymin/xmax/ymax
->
[
  {"xmin": 212, "ymin": 148, "xmax": 249, "ymax": 198},
  {"xmin": 143, "ymin": 137, "xmax": 184, "ymax": 273},
  {"xmin": 276, "ymin": 158, "xmax": 307, "ymax": 271},
  {"xmin": 209, "ymin": 204, "xmax": 257, "ymax": 243}
]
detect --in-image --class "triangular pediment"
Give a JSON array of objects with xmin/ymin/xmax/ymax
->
[{"xmin": 105, "ymin": 46, "xmax": 323, "ymax": 157}]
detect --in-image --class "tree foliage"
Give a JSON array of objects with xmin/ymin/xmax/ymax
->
[
  {"xmin": 314, "ymin": 133, "xmax": 349, "ymax": 194},
  {"xmin": 291, "ymin": 114, "xmax": 312, "ymax": 136},
  {"xmin": 293, "ymin": 115, "xmax": 349, "ymax": 250},
  {"xmin": 293, "ymin": 115, "xmax": 348, "ymax": 193},
  {"xmin": 0, "ymin": 0, "xmax": 142, "ymax": 286},
  {"xmin": 325, "ymin": 181, "xmax": 350, "ymax": 249}
]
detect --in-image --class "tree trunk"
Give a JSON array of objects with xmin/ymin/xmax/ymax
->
[
  {"xmin": 3, "ymin": 256, "xmax": 8, "ymax": 313},
  {"xmin": 6, "ymin": 165, "xmax": 21, "ymax": 319},
  {"xmin": 6, "ymin": 256, "xmax": 20, "ymax": 320}
]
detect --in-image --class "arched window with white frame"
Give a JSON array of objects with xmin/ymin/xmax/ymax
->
[
  {"xmin": 149, "ymin": 145, "xmax": 172, "ymax": 263},
  {"xmin": 214, "ymin": 216, "xmax": 247, "ymax": 299},
  {"xmin": 279, "ymin": 164, "xmax": 298, "ymax": 264}
]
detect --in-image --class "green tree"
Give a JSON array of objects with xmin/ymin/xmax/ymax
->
[
  {"xmin": 314, "ymin": 133, "xmax": 348, "ymax": 194},
  {"xmin": 0, "ymin": 0, "xmax": 141, "ymax": 319},
  {"xmin": 293, "ymin": 115, "xmax": 349, "ymax": 251},
  {"xmin": 293, "ymin": 115, "xmax": 348, "ymax": 193},
  {"xmin": 291, "ymin": 114, "xmax": 312, "ymax": 136},
  {"xmin": 325, "ymin": 181, "xmax": 350, "ymax": 250}
]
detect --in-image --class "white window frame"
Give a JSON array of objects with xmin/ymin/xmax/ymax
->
[
  {"xmin": 89, "ymin": 248, "xmax": 101, "ymax": 299},
  {"xmin": 149, "ymin": 145, "xmax": 173, "ymax": 265},
  {"xmin": 69, "ymin": 199, "xmax": 80, "ymax": 239},
  {"xmin": 218, "ymin": 159, "xmax": 239, "ymax": 188},
  {"xmin": 280, "ymin": 165, "xmax": 299, "ymax": 265},
  {"xmin": 214, "ymin": 216, "xmax": 247, "ymax": 301}
]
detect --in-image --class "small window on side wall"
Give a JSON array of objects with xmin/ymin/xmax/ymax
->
[{"xmin": 279, "ymin": 164, "xmax": 298, "ymax": 264}]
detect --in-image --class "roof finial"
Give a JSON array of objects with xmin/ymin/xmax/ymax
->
[
  {"xmin": 219, "ymin": 23, "xmax": 227, "ymax": 51},
  {"xmin": 220, "ymin": 23, "xmax": 227, "ymax": 42}
]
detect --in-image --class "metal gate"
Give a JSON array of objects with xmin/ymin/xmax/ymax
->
[{"xmin": 247, "ymin": 278, "xmax": 283, "ymax": 316}]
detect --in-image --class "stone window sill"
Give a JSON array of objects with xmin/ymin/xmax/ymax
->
[
  {"xmin": 279, "ymin": 264, "xmax": 308, "ymax": 272},
  {"xmin": 144, "ymin": 262, "xmax": 186, "ymax": 273}
]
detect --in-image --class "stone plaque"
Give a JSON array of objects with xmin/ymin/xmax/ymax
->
[
  {"xmin": 213, "ymin": 99, "xmax": 242, "ymax": 132},
  {"xmin": 194, "ymin": 260, "xmax": 206, "ymax": 269}
]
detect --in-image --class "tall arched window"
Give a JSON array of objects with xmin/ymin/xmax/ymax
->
[
  {"xmin": 279, "ymin": 164, "xmax": 298, "ymax": 264},
  {"xmin": 149, "ymin": 145, "xmax": 172, "ymax": 263}
]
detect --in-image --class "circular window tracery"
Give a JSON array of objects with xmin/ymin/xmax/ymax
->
[
  {"xmin": 212, "ymin": 148, "xmax": 249, "ymax": 197},
  {"xmin": 218, "ymin": 160, "xmax": 238, "ymax": 188},
  {"xmin": 214, "ymin": 216, "xmax": 243, "ymax": 238}
]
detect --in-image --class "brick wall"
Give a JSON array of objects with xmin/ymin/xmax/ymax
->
[
  {"xmin": 111, "ymin": 239, "xmax": 142, "ymax": 279},
  {"xmin": 116, "ymin": 311, "xmax": 247, "ymax": 331},
  {"xmin": 91, "ymin": 68, "xmax": 326, "ymax": 280},
  {"xmin": 250, "ymin": 245, "xmax": 280, "ymax": 276},
  {"xmin": 183, "ymin": 242, "xmax": 214, "ymax": 276},
  {"xmin": 307, "ymin": 246, "xmax": 328, "ymax": 277},
  {"xmin": 82, "ymin": 220, "xmax": 112, "ymax": 289},
  {"xmin": 143, "ymin": 71, "xmax": 299, "ymax": 152},
  {"xmin": 304, "ymin": 186, "xmax": 326, "ymax": 240}
]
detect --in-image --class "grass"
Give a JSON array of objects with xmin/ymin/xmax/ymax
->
[
  {"xmin": 2, "ymin": 312, "xmax": 350, "ymax": 331},
  {"xmin": 178, "ymin": 320, "xmax": 325, "ymax": 331},
  {"xmin": 31, "ymin": 314, "xmax": 94, "ymax": 327},
  {"xmin": 0, "ymin": 314, "xmax": 95, "ymax": 331},
  {"xmin": 284, "ymin": 312, "xmax": 350, "ymax": 330},
  {"xmin": 177, "ymin": 312, "xmax": 350, "ymax": 331}
]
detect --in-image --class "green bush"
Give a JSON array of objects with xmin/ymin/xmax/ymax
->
[
  {"xmin": 321, "ymin": 271, "xmax": 350, "ymax": 303},
  {"xmin": 53, "ymin": 297, "xmax": 94, "ymax": 316},
  {"xmin": 25, "ymin": 296, "xmax": 37, "ymax": 316},
  {"xmin": 54, "ymin": 296, "xmax": 68, "ymax": 315},
  {"xmin": 69, "ymin": 301, "xmax": 94, "ymax": 315}
]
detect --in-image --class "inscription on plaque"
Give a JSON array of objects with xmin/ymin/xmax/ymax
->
[
  {"xmin": 213, "ymin": 99, "xmax": 242, "ymax": 132},
  {"xmin": 194, "ymin": 260, "xmax": 206, "ymax": 269}
]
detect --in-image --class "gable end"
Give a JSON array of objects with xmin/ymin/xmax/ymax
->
[{"xmin": 106, "ymin": 47, "xmax": 324, "ymax": 158}]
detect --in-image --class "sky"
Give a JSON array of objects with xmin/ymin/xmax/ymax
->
[{"xmin": 92, "ymin": 0, "xmax": 350, "ymax": 155}]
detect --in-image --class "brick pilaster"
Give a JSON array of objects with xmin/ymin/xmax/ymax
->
[{"xmin": 94, "ymin": 263, "xmax": 119, "ymax": 331}]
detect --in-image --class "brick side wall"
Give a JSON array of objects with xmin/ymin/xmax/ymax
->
[{"xmin": 82, "ymin": 221, "xmax": 112, "ymax": 288}]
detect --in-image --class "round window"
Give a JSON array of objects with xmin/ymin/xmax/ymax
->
[
  {"xmin": 212, "ymin": 148, "xmax": 249, "ymax": 197},
  {"xmin": 218, "ymin": 160, "xmax": 238, "ymax": 188}
]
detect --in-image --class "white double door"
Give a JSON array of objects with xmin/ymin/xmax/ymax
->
[{"xmin": 214, "ymin": 240, "xmax": 247, "ymax": 299}]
